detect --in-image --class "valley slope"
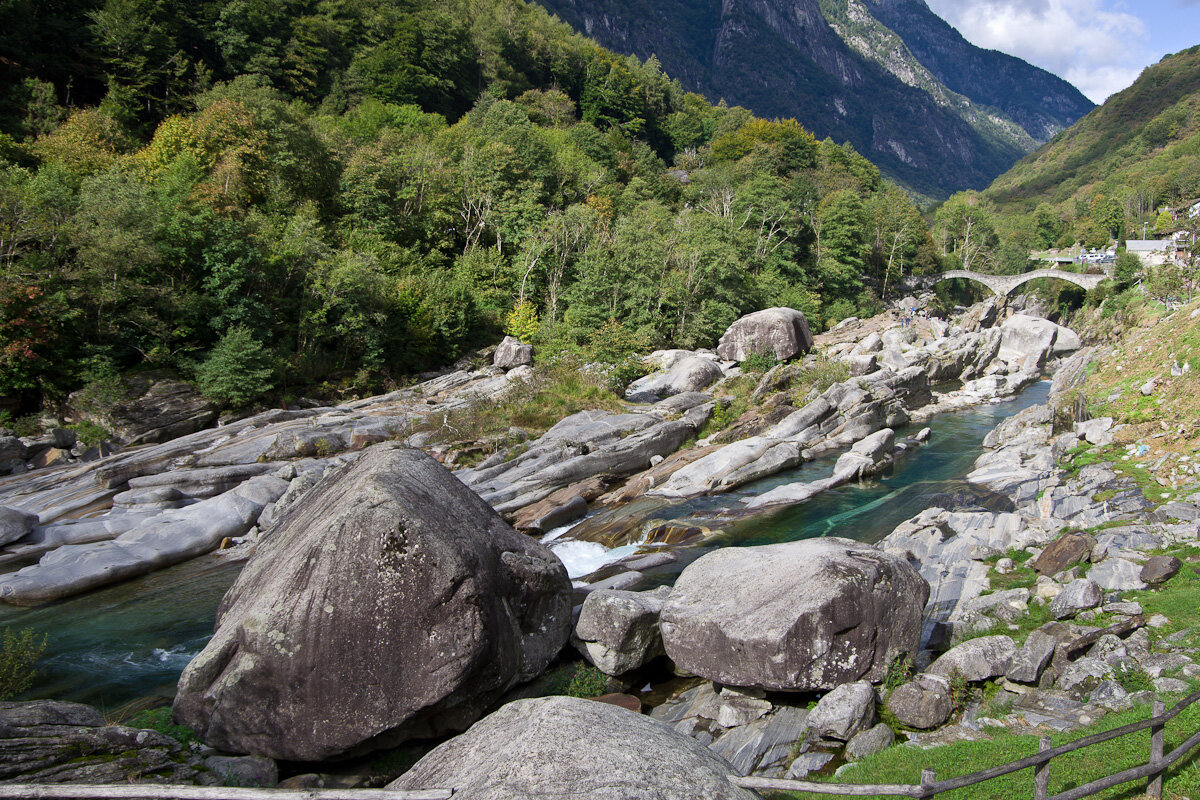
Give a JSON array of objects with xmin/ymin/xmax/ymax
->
[{"xmin": 532, "ymin": 0, "xmax": 1093, "ymax": 199}]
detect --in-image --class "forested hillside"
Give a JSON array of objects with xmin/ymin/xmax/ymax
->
[
  {"xmin": 529, "ymin": 0, "xmax": 1092, "ymax": 200},
  {"xmin": 981, "ymin": 45, "xmax": 1200, "ymax": 251},
  {"xmin": 0, "ymin": 0, "xmax": 937, "ymax": 410}
]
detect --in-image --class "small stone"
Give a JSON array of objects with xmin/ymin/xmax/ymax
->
[
  {"xmin": 787, "ymin": 751, "xmax": 834, "ymax": 779},
  {"xmin": 845, "ymin": 723, "xmax": 895, "ymax": 760},
  {"xmin": 1149, "ymin": 614, "xmax": 1171, "ymax": 629},
  {"xmin": 807, "ymin": 681, "xmax": 876, "ymax": 743},
  {"xmin": 1102, "ymin": 601, "xmax": 1143, "ymax": 616},
  {"xmin": 996, "ymin": 557, "xmax": 1014, "ymax": 574},
  {"xmin": 928, "ymin": 636, "xmax": 1017, "ymax": 682},
  {"xmin": 1140, "ymin": 556, "xmax": 1182, "ymax": 585},
  {"xmin": 716, "ymin": 687, "xmax": 772, "ymax": 728},
  {"xmin": 204, "ymin": 755, "xmax": 278, "ymax": 788},
  {"xmin": 884, "ymin": 674, "xmax": 952, "ymax": 729},
  {"xmin": 1048, "ymin": 579, "xmax": 1103, "ymax": 619},
  {"xmin": 1154, "ymin": 677, "xmax": 1189, "ymax": 694}
]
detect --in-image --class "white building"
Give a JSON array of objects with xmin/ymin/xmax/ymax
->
[{"xmin": 1126, "ymin": 239, "xmax": 1172, "ymax": 266}]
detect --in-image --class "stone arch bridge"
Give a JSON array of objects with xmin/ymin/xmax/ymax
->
[{"xmin": 906, "ymin": 269, "xmax": 1108, "ymax": 297}]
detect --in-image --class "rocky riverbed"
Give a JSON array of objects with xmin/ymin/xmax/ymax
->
[{"xmin": 3, "ymin": 294, "xmax": 1196, "ymax": 795}]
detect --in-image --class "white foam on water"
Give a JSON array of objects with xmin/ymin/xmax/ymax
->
[{"xmin": 546, "ymin": 539, "xmax": 643, "ymax": 579}]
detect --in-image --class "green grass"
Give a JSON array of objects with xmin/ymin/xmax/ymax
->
[
  {"xmin": 122, "ymin": 707, "xmax": 198, "ymax": 746},
  {"xmin": 540, "ymin": 661, "xmax": 611, "ymax": 699},
  {"xmin": 770, "ymin": 701, "xmax": 1200, "ymax": 800},
  {"xmin": 424, "ymin": 360, "xmax": 626, "ymax": 445}
]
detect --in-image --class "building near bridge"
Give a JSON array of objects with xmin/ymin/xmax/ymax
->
[{"xmin": 1126, "ymin": 239, "xmax": 1173, "ymax": 267}]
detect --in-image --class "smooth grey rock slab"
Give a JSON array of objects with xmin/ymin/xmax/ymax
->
[{"xmin": 388, "ymin": 696, "xmax": 757, "ymax": 800}]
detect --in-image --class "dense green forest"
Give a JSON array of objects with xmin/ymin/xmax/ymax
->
[
  {"xmin": 0, "ymin": 0, "xmax": 937, "ymax": 409},
  {"xmin": 940, "ymin": 46, "xmax": 1200, "ymax": 264}
]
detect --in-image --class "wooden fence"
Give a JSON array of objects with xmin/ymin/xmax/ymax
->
[{"xmin": 732, "ymin": 688, "xmax": 1200, "ymax": 800}]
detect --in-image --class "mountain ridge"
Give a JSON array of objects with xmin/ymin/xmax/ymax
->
[{"xmin": 532, "ymin": 0, "xmax": 1094, "ymax": 199}]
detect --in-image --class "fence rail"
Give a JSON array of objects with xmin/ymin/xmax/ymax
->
[
  {"xmin": 0, "ymin": 787, "xmax": 452, "ymax": 799},
  {"xmin": 733, "ymin": 689, "xmax": 1200, "ymax": 799}
]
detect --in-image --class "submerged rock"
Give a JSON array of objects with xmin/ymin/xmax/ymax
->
[
  {"xmin": 173, "ymin": 445, "xmax": 571, "ymax": 761},
  {"xmin": 659, "ymin": 538, "xmax": 928, "ymax": 691},
  {"xmin": 388, "ymin": 696, "xmax": 757, "ymax": 800}
]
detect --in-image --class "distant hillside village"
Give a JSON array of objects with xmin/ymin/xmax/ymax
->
[{"xmin": 1126, "ymin": 198, "xmax": 1200, "ymax": 266}]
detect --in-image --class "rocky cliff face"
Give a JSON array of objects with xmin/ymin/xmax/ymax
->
[{"xmin": 534, "ymin": 0, "xmax": 1093, "ymax": 199}]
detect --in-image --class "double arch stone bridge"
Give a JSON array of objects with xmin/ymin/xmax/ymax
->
[{"xmin": 906, "ymin": 268, "xmax": 1108, "ymax": 297}]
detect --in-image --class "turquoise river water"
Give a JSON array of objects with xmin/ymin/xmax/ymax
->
[{"xmin": 0, "ymin": 380, "xmax": 1050, "ymax": 711}]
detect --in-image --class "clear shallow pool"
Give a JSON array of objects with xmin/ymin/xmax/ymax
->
[{"xmin": 2, "ymin": 381, "xmax": 1050, "ymax": 710}]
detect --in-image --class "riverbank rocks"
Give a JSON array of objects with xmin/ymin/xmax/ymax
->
[
  {"xmin": 0, "ymin": 506, "xmax": 37, "ymax": 546},
  {"xmin": 807, "ymin": 681, "xmax": 876, "ymax": 743},
  {"xmin": 659, "ymin": 538, "xmax": 928, "ymax": 691},
  {"xmin": 885, "ymin": 674, "xmax": 953, "ymax": 729},
  {"xmin": 716, "ymin": 308, "xmax": 813, "ymax": 362},
  {"xmin": 493, "ymin": 336, "xmax": 533, "ymax": 369},
  {"xmin": 928, "ymin": 635, "xmax": 1016, "ymax": 681},
  {"xmin": 67, "ymin": 374, "xmax": 218, "ymax": 446},
  {"xmin": 0, "ymin": 700, "xmax": 209, "ymax": 784},
  {"xmin": 173, "ymin": 445, "xmax": 571, "ymax": 761},
  {"xmin": 388, "ymin": 696, "xmax": 757, "ymax": 800},
  {"xmin": 573, "ymin": 586, "xmax": 670, "ymax": 676}
]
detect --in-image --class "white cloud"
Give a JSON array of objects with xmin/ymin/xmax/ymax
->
[{"xmin": 924, "ymin": 0, "xmax": 1149, "ymax": 102}]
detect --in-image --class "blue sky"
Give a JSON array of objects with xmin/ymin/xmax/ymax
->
[{"xmin": 924, "ymin": 0, "xmax": 1200, "ymax": 104}]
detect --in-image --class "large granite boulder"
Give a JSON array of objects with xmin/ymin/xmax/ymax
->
[
  {"xmin": 388, "ymin": 696, "xmax": 757, "ymax": 800},
  {"xmin": 659, "ymin": 538, "xmax": 928, "ymax": 690},
  {"xmin": 173, "ymin": 445, "xmax": 572, "ymax": 761},
  {"xmin": 997, "ymin": 315, "xmax": 1063, "ymax": 371},
  {"xmin": 493, "ymin": 336, "xmax": 534, "ymax": 369},
  {"xmin": 0, "ymin": 436, "xmax": 27, "ymax": 475},
  {"xmin": 716, "ymin": 308, "xmax": 813, "ymax": 362}
]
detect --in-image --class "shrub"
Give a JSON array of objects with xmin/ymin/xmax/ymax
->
[
  {"xmin": 883, "ymin": 652, "xmax": 915, "ymax": 691},
  {"xmin": 504, "ymin": 301, "xmax": 541, "ymax": 342},
  {"xmin": 0, "ymin": 627, "xmax": 46, "ymax": 700},
  {"xmin": 543, "ymin": 661, "xmax": 610, "ymax": 698},
  {"xmin": 124, "ymin": 707, "xmax": 198, "ymax": 745},
  {"xmin": 195, "ymin": 326, "xmax": 275, "ymax": 407}
]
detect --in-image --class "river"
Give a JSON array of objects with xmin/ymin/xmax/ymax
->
[{"xmin": 0, "ymin": 381, "xmax": 1050, "ymax": 710}]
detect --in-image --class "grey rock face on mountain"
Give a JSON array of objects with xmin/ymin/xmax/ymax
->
[
  {"xmin": 388, "ymin": 696, "xmax": 757, "ymax": 800},
  {"xmin": 173, "ymin": 445, "xmax": 571, "ymax": 761},
  {"xmin": 660, "ymin": 537, "xmax": 928, "ymax": 690},
  {"xmin": 531, "ymin": 0, "xmax": 1091, "ymax": 198}
]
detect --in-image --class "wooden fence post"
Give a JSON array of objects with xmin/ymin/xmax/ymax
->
[
  {"xmin": 1034, "ymin": 736, "xmax": 1052, "ymax": 800},
  {"xmin": 920, "ymin": 768, "xmax": 936, "ymax": 798},
  {"xmin": 1150, "ymin": 698, "xmax": 1166, "ymax": 799}
]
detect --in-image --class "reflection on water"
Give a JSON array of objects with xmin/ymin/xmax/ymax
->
[
  {"xmin": 0, "ymin": 382, "xmax": 1049, "ymax": 709},
  {"xmin": 0, "ymin": 556, "xmax": 241, "ymax": 709}
]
